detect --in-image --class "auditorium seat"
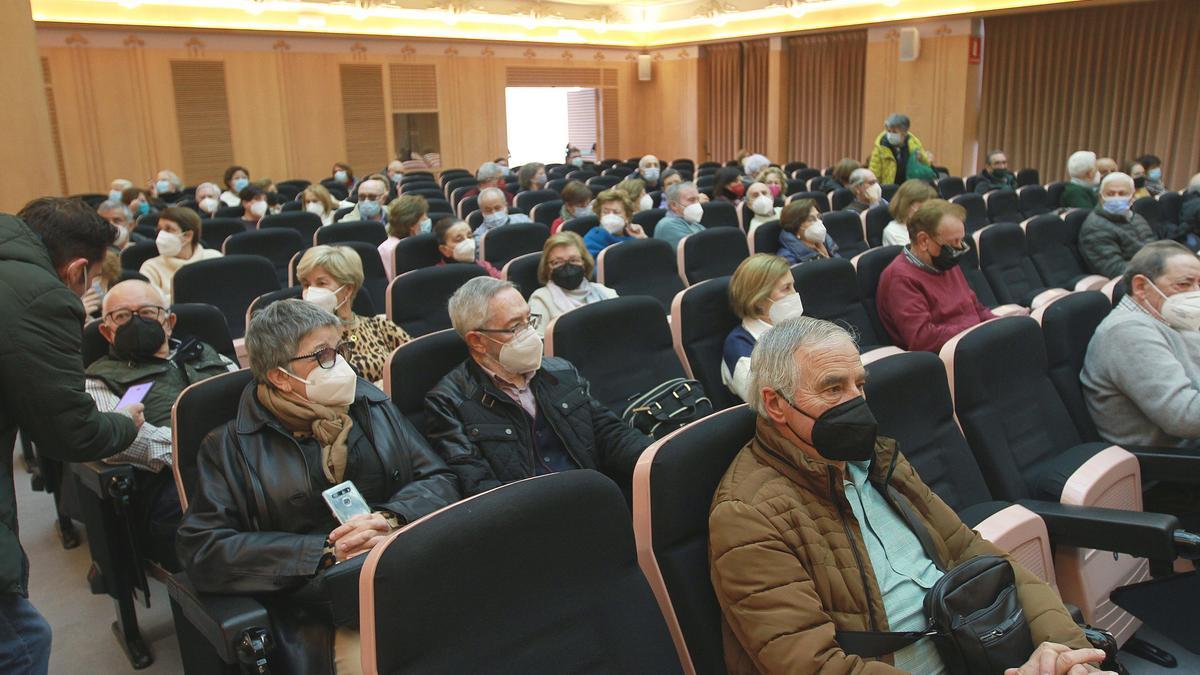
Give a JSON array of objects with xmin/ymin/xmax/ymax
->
[
  {"xmin": 699, "ymin": 201, "xmax": 738, "ymax": 229},
  {"xmin": 500, "ymin": 251, "xmax": 541, "ymax": 299},
  {"xmin": 1046, "ymin": 181, "xmax": 1068, "ymax": 208},
  {"xmin": 880, "ymin": 183, "xmax": 900, "ymax": 202},
  {"xmin": 852, "ymin": 245, "xmax": 902, "ymax": 344},
  {"xmin": 120, "ymin": 240, "xmax": 159, "ymax": 272},
  {"xmin": 631, "ymin": 405, "xmax": 756, "ymax": 674},
  {"xmin": 951, "ymin": 192, "xmax": 989, "ymax": 233},
  {"xmin": 791, "ymin": 257, "xmax": 889, "ymax": 350},
  {"xmin": 438, "ymin": 170, "xmax": 471, "ymax": 186},
  {"xmin": 984, "ymin": 189, "xmax": 1021, "ymax": 223},
  {"xmin": 402, "ymin": 187, "xmax": 443, "ymax": 201},
  {"xmin": 514, "ymin": 188, "xmax": 558, "ymax": 213},
  {"xmin": 596, "ymin": 238, "xmax": 684, "ymax": 313},
  {"xmin": 383, "ymin": 328, "xmax": 467, "ymax": 432},
  {"xmin": 633, "ymin": 208, "xmax": 668, "ymax": 237},
  {"xmin": 173, "ymin": 255, "xmax": 279, "ymax": 338},
  {"xmin": 1158, "ymin": 191, "xmax": 1183, "ymax": 227},
  {"xmin": 248, "ymin": 287, "xmax": 382, "ymax": 335},
  {"xmin": 822, "ymin": 210, "xmax": 868, "ymax": 258},
  {"xmin": 529, "ymin": 199, "xmax": 563, "ymax": 226},
  {"xmin": 937, "ymin": 176, "xmax": 965, "ymax": 200},
  {"xmin": 1017, "ymin": 184, "xmax": 1053, "ymax": 218},
  {"xmin": 359, "ymin": 471, "xmax": 682, "ymax": 675},
  {"xmin": 788, "ymin": 190, "xmax": 830, "ymax": 212},
  {"xmin": 1023, "ymin": 214, "xmax": 1109, "ymax": 292},
  {"xmin": 964, "ymin": 175, "xmax": 981, "ymax": 194},
  {"xmin": 1016, "ymin": 168, "xmax": 1040, "ymax": 187},
  {"xmin": 222, "ymin": 228, "xmax": 305, "ymax": 286},
  {"xmin": 544, "ymin": 295, "xmax": 686, "ymax": 414},
  {"xmin": 829, "ymin": 187, "xmax": 855, "ymax": 211},
  {"xmin": 747, "ymin": 220, "xmax": 780, "ymax": 255},
  {"xmin": 339, "ymin": 240, "xmax": 389, "ymax": 313},
  {"xmin": 198, "ymin": 217, "xmax": 247, "ymax": 250},
  {"xmin": 214, "ymin": 204, "xmax": 244, "ymax": 219},
  {"xmin": 561, "ymin": 214, "xmax": 598, "ymax": 238},
  {"xmin": 314, "ymin": 220, "xmax": 387, "ymax": 246},
  {"xmin": 954, "ymin": 238, "xmax": 1025, "ymax": 316},
  {"xmin": 386, "ymin": 264, "xmax": 488, "ymax": 337},
  {"xmin": 260, "ymin": 211, "xmax": 321, "ymax": 243},
  {"xmin": 444, "ymin": 178, "xmax": 476, "ymax": 204},
  {"xmin": 676, "ymin": 227, "xmax": 748, "ymax": 285},
  {"xmin": 793, "ymin": 167, "xmax": 821, "ymax": 184},
  {"xmin": 332, "ymin": 206, "xmax": 354, "ymax": 223},
  {"xmin": 862, "ymin": 204, "xmax": 891, "ymax": 248},
  {"xmin": 392, "ymin": 232, "xmax": 441, "ymax": 275},
  {"xmin": 587, "ymin": 175, "xmax": 621, "ymax": 191},
  {"xmin": 669, "ymin": 277, "xmax": 741, "ymax": 412},
  {"xmin": 973, "ymin": 222, "xmax": 1066, "ymax": 308},
  {"xmin": 1030, "ymin": 290, "xmax": 1112, "ymax": 442},
  {"xmin": 478, "ymin": 221, "xmax": 549, "ymax": 267}
]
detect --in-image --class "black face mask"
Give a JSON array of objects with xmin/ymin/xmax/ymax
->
[
  {"xmin": 550, "ymin": 263, "xmax": 585, "ymax": 290},
  {"xmin": 779, "ymin": 394, "xmax": 879, "ymax": 462},
  {"xmin": 113, "ymin": 316, "xmax": 167, "ymax": 361},
  {"xmin": 1134, "ymin": 176, "xmax": 1147, "ymax": 189},
  {"xmin": 929, "ymin": 241, "xmax": 968, "ymax": 271}
]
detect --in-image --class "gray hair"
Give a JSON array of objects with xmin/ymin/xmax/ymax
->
[
  {"xmin": 97, "ymin": 199, "xmax": 131, "ymax": 219},
  {"xmin": 884, "ymin": 113, "xmax": 910, "ymax": 130},
  {"xmin": 448, "ymin": 276, "xmax": 516, "ymax": 338},
  {"xmin": 1188, "ymin": 172, "xmax": 1200, "ymax": 193},
  {"xmin": 195, "ymin": 182, "xmax": 221, "ymax": 199},
  {"xmin": 848, "ymin": 168, "xmax": 873, "ymax": 188},
  {"xmin": 985, "ymin": 150, "xmax": 1006, "ymax": 165},
  {"xmin": 665, "ymin": 180, "xmax": 695, "ymax": 205},
  {"xmin": 478, "ymin": 186, "xmax": 506, "ymax": 205},
  {"xmin": 245, "ymin": 299, "xmax": 341, "ymax": 384},
  {"xmin": 1123, "ymin": 240, "xmax": 1198, "ymax": 291},
  {"xmin": 1100, "ymin": 171, "xmax": 1134, "ymax": 192},
  {"xmin": 742, "ymin": 154, "xmax": 771, "ymax": 177},
  {"xmin": 476, "ymin": 162, "xmax": 504, "ymax": 183},
  {"xmin": 157, "ymin": 170, "xmax": 183, "ymax": 190},
  {"xmin": 1067, "ymin": 150, "xmax": 1097, "ymax": 179},
  {"xmin": 746, "ymin": 317, "xmax": 857, "ymax": 417}
]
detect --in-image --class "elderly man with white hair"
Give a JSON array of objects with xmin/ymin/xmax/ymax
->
[
  {"xmin": 151, "ymin": 170, "xmax": 184, "ymax": 200},
  {"xmin": 473, "ymin": 186, "xmax": 532, "ymax": 245},
  {"xmin": 462, "ymin": 161, "xmax": 514, "ymax": 202},
  {"xmin": 341, "ymin": 177, "xmax": 390, "ymax": 223},
  {"xmin": 1062, "ymin": 150, "xmax": 1100, "ymax": 209},
  {"xmin": 634, "ymin": 154, "xmax": 662, "ymax": 189},
  {"xmin": 193, "ymin": 182, "xmax": 223, "ymax": 217},
  {"xmin": 707, "ymin": 316, "xmax": 1103, "ymax": 675},
  {"xmin": 1078, "ymin": 171, "xmax": 1157, "ymax": 278},
  {"xmin": 97, "ymin": 199, "xmax": 139, "ymax": 249},
  {"xmin": 109, "ymin": 178, "xmax": 134, "ymax": 204},
  {"xmin": 423, "ymin": 276, "xmax": 650, "ymax": 497},
  {"xmin": 846, "ymin": 167, "xmax": 886, "ymax": 214},
  {"xmin": 742, "ymin": 153, "xmax": 771, "ymax": 179}
]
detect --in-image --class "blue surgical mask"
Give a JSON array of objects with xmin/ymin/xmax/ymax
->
[
  {"xmin": 1148, "ymin": 168, "xmax": 1163, "ymax": 182},
  {"xmin": 1102, "ymin": 196, "xmax": 1131, "ymax": 215},
  {"xmin": 484, "ymin": 211, "xmax": 508, "ymax": 227},
  {"xmin": 155, "ymin": 179, "xmax": 171, "ymax": 194},
  {"xmin": 642, "ymin": 167, "xmax": 660, "ymax": 182},
  {"xmin": 137, "ymin": 202, "xmax": 150, "ymax": 216},
  {"xmin": 108, "ymin": 189, "xmax": 123, "ymax": 203},
  {"xmin": 570, "ymin": 157, "xmax": 583, "ymax": 168},
  {"xmin": 232, "ymin": 177, "xmax": 249, "ymax": 193},
  {"xmin": 335, "ymin": 170, "xmax": 348, "ymax": 183},
  {"xmin": 358, "ymin": 199, "xmax": 382, "ymax": 219},
  {"xmin": 419, "ymin": 217, "xmax": 432, "ymax": 234},
  {"xmin": 574, "ymin": 206, "xmax": 591, "ymax": 218}
]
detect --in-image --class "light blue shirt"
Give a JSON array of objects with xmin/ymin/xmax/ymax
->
[
  {"xmin": 843, "ymin": 461, "xmax": 946, "ymax": 674},
  {"xmin": 653, "ymin": 213, "xmax": 704, "ymax": 250},
  {"xmin": 474, "ymin": 213, "xmax": 532, "ymax": 244}
]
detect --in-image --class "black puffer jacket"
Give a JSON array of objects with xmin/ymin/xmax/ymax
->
[
  {"xmin": 423, "ymin": 357, "xmax": 651, "ymax": 497},
  {"xmin": 176, "ymin": 379, "xmax": 459, "ymax": 674}
]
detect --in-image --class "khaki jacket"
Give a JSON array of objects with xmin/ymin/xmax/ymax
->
[{"xmin": 708, "ymin": 418, "xmax": 1087, "ymax": 674}]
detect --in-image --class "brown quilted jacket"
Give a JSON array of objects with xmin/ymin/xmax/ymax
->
[{"xmin": 709, "ymin": 418, "xmax": 1088, "ymax": 674}]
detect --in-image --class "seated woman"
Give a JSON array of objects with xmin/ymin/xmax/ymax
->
[
  {"xmin": 712, "ymin": 166, "xmax": 746, "ymax": 203},
  {"xmin": 551, "ymin": 180, "xmax": 593, "ymax": 234},
  {"xmin": 755, "ymin": 166, "xmax": 788, "ymax": 203},
  {"xmin": 297, "ymin": 245, "xmax": 411, "ymax": 385},
  {"xmin": 722, "ymin": 254, "xmax": 802, "ymax": 400},
  {"xmin": 176, "ymin": 299, "xmax": 459, "ymax": 675},
  {"xmin": 882, "ymin": 179, "xmax": 937, "ymax": 246},
  {"xmin": 582, "ymin": 189, "xmax": 647, "ymax": 257},
  {"xmin": 240, "ymin": 185, "xmax": 269, "ymax": 228},
  {"xmin": 1122, "ymin": 160, "xmax": 1152, "ymax": 201},
  {"xmin": 139, "ymin": 206, "xmax": 222, "ymax": 301},
  {"xmin": 745, "ymin": 181, "xmax": 782, "ymax": 233},
  {"xmin": 433, "ymin": 217, "xmax": 500, "ymax": 278},
  {"xmin": 220, "ymin": 165, "xmax": 250, "ymax": 207},
  {"xmin": 331, "ymin": 161, "xmax": 357, "ymax": 193},
  {"xmin": 777, "ymin": 198, "xmax": 840, "ymax": 264},
  {"xmin": 615, "ymin": 177, "xmax": 652, "ymax": 213},
  {"xmin": 302, "ymin": 184, "xmax": 340, "ymax": 226},
  {"xmin": 379, "ymin": 195, "xmax": 429, "ymax": 280},
  {"xmin": 657, "ymin": 168, "xmax": 683, "ymax": 209},
  {"xmin": 516, "ymin": 161, "xmax": 547, "ymax": 193},
  {"xmin": 528, "ymin": 232, "xmax": 618, "ymax": 337}
]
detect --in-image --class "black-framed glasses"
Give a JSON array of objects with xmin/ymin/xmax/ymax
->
[
  {"xmin": 288, "ymin": 342, "xmax": 347, "ymax": 370},
  {"xmin": 474, "ymin": 316, "xmax": 539, "ymax": 336},
  {"xmin": 104, "ymin": 305, "xmax": 168, "ymax": 326}
]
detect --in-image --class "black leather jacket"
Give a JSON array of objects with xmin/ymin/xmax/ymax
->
[
  {"xmin": 176, "ymin": 379, "xmax": 459, "ymax": 674},
  {"xmin": 424, "ymin": 357, "xmax": 651, "ymax": 497}
]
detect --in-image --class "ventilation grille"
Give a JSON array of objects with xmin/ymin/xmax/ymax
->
[
  {"xmin": 340, "ymin": 64, "xmax": 388, "ymax": 172},
  {"xmin": 390, "ymin": 63, "xmax": 438, "ymax": 112},
  {"xmin": 41, "ymin": 57, "xmax": 68, "ymax": 195},
  {"xmin": 170, "ymin": 60, "xmax": 234, "ymax": 184},
  {"xmin": 506, "ymin": 67, "xmax": 603, "ymax": 87}
]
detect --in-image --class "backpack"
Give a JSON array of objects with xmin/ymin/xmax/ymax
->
[{"xmin": 621, "ymin": 378, "xmax": 712, "ymax": 439}]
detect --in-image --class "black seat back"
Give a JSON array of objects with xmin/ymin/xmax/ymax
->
[
  {"xmin": 364, "ymin": 471, "xmax": 682, "ymax": 674},
  {"xmin": 480, "ymin": 221, "xmax": 550, "ymax": 267},
  {"xmin": 547, "ymin": 295, "xmax": 684, "ymax": 413},
  {"xmin": 956, "ymin": 237, "xmax": 1001, "ymax": 308},
  {"xmin": 171, "ymin": 302, "xmax": 239, "ymax": 362},
  {"xmin": 260, "ymin": 211, "xmax": 322, "ymax": 243},
  {"xmin": 514, "ymin": 189, "xmax": 558, "ymax": 213},
  {"xmin": 750, "ymin": 220, "xmax": 781, "ymax": 255},
  {"xmin": 223, "ymin": 228, "xmax": 305, "ymax": 286},
  {"xmin": 529, "ymin": 200, "xmax": 563, "ymax": 226},
  {"xmin": 864, "ymin": 204, "xmax": 891, "ymax": 248},
  {"xmin": 1158, "ymin": 191, "xmax": 1183, "ymax": 226},
  {"xmin": 1037, "ymin": 291, "xmax": 1111, "ymax": 442},
  {"xmin": 385, "ymin": 328, "xmax": 467, "ymax": 432},
  {"xmin": 680, "ymin": 227, "xmax": 749, "ymax": 285},
  {"xmin": 393, "ymin": 232, "xmax": 442, "ymax": 275},
  {"xmin": 120, "ymin": 240, "xmax": 160, "ymax": 272},
  {"xmin": 977, "ymin": 222, "xmax": 1046, "ymax": 306},
  {"xmin": 855, "ymin": 245, "xmax": 901, "ymax": 343},
  {"xmin": 937, "ymin": 176, "xmax": 965, "ymax": 199},
  {"xmin": 561, "ymin": 215, "xmax": 598, "ymax": 238},
  {"xmin": 387, "ymin": 264, "xmax": 488, "ymax": 338},
  {"xmin": 597, "ymin": 238, "xmax": 684, "ymax": 313},
  {"xmin": 500, "ymin": 252, "xmax": 542, "ymax": 300},
  {"xmin": 315, "ymin": 221, "xmax": 387, "ymax": 246},
  {"xmin": 1025, "ymin": 214, "xmax": 1086, "ymax": 289},
  {"xmin": 951, "ymin": 193, "xmax": 989, "ymax": 233},
  {"xmin": 699, "ymin": 201, "xmax": 739, "ymax": 229},
  {"xmin": 1016, "ymin": 168, "xmax": 1040, "ymax": 187},
  {"xmin": 985, "ymin": 189, "xmax": 1021, "ymax": 224},
  {"xmin": 1017, "ymin": 185, "xmax": 1051, "ymax": 219},
  {"xmin": 632, "ymin": 208, "xmax": 667, "ymax": 237},
  {"xmin": 171, "ymin": 369, "xmax": 254, "ymax": 510},
  {"xmin": 673, "ymin": 277, "xmax": 740, "ymax": 411},
  {"xmin": 823, "ymin": 210, "xmax": 868, "ymax": 258},
  {"xmin": 173, "ymin": 255, "xmax": 280, "ymax": 338},
  {"xmin": 829, "ymin": 187, "xmax": 855, "ymax": 211},
  {"xmin": 199, "ymin": 217, "xmax": 248, "ymax": 250},
  {"xmin": 792, "ymin": 257, "xmax": 886, "ymax": 349},
  {"xmin": 339, "ymin": 241, "xmax": 389, "ymax": 313}
]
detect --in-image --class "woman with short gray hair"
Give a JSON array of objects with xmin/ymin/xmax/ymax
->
[
  {"xmin": 868, "ymin": 111, "xmax": 935, "ymax": 185},
  {"xmin": 177, "ymin": 298, "xmax": 458, "ymax": 675}
]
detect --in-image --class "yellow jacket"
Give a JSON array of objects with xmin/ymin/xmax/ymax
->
[{"xmin": 868, "ymin": 131, "xmax": 932, "ymax": 185}]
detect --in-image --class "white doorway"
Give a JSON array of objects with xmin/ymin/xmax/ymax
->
[{"xmin": 505, "ymin": 87, "xmax": 598, "ymax": 166}]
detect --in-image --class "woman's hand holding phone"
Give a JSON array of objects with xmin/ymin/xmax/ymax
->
[{"xmin": 328, "ymin": 512, "xmax": 391, "ymax": 561}]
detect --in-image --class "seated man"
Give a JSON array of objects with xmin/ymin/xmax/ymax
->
[
  {"xmin": 1078, "ymin": 172, "xmax": 1157, "ymax": 278},
  {"xmin": 85, "ymin": 280, "xmax": 237, "ymax": 564},
  {"xmin": 1097, "ymin": 157, "xmax": 1119, "ymax": 181},
  {"xmin": 1061, "ymin": 151, "xmax": 1100, "ymax": 209},
  {"xmin": 462, "ymin": 161, "xmax": 514, "ymax": 202},
  {"xmin": 709, "ymin": 317, "xmax": 1103, "ymax": 675},
  {"xmin": 846, "ymin": 168, "xmax": 886, "ymax": 214},
  {"xmin": 177, "ymin": 299, "xmax": 458, "ymax": 675},
  {"xmin": 473, "ymin": 186, "xmax": 532, "ymax": 245},
  {"xmin": 1083, "ymin": 241, "xmax": 1200, "ymax": 448},
  {"xmin": 877, "ymin": 199, "xmax": 1009, "ymax": 353},
  {"xmin": 633, "ymin": 154, "xmax": 661, "ymax": 190},
  {"xmin": 424, "ymin": 277, "xmax": 650, "ymax": 497},
  {"xmin": 97, "ymin": 199, "xmax": 144, "ymax": 250},
  {"xmin": 654, "ymin": 181, "xmax": 705, "ymax": 251},
  {"xmin": 973, "ymin": 149, "xmax": 1016, "ymax": 194},
  {"xmin": 343, "ymin": 177, "xmax": 389, "ymax": 224}
]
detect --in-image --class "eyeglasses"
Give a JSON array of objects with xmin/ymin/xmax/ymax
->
[
  {"xmin": 104, "ymin": 306, "xmax": 167, "ymax": 326},
  {"xmin": 548, "ymin": 257, "xmax": 583, "ymax": 269},
  {"xmin": 288, "ymin": 342, "xmax": 348, "ymax": 370},
  {"xmin": 475, "ymin": 315, "xmax": 539, "ymax": 336}
]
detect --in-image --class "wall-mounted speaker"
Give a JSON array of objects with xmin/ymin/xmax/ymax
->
[
  {"xmin": 637, "ymin": 54, "xmax": 652, "ymax": 82},
  {"xmin": 898, "ymin": 27, "xmax": 920, "ymax": 62}
]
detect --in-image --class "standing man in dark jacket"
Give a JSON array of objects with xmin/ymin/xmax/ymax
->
[
  {"xmin": 0, "ymin": 198, "xmax": 143, "ymax": 674},
  {"xmin": 425, "ymin": 277, "xmax": 651, "ymax": 497}
]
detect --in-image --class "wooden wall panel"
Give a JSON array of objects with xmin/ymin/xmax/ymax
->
[
  {"xmin": 626, "ymin": 57, "xmax": 701, "ymax": 163},
  {"xmin": 170, "ymin": 60, "xmax": 235, "ymax": 184},
  {"xmin": 0, "ymin": 1, "xmax": 59, "ymax": 210}
]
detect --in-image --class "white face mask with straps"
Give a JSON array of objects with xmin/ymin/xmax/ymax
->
[
  {"xmin": 280, "ymin": 355, "xmax": 357, "ymax": 407},
  {"xmin": 1147, "ymin": 279, "xmax": 1200, "ymax": 331}
]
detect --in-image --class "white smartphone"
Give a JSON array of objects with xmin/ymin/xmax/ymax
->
[{"xmin": 321, "ymin": 481, "xmax": 371, "ymax": 525}]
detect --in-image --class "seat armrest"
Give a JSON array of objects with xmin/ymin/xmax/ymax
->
[
  {"xmin": 1125, "ymin": 447, "xmax": 1200, "ymax": 484},
  {"xmin": 294, "ymin": 555, "xmax": 366, "ymax": 628},
  {"xmin": 1017, "ymin": 499, "xmax": 1184, "ymax": 561},
  {"xmin": 70, "ymin": 461, "xmax": 135, "ymax": 500},
  {"xmin": 165, "ymin": 572, "xmax": 273, "ymax": 665}
]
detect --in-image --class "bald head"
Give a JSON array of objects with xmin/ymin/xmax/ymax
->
[
  {"xmin": 1097, "ymin": 157, "xmax": 1118, "ymax": 178},
  {"xmin": 99, "ymin": 280, "xmax": 174, "ymax": 356}
]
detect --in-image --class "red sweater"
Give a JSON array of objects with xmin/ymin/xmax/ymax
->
[{"xmin": 877, "ymin": 253, "xmax": 995, "ymax": 353}]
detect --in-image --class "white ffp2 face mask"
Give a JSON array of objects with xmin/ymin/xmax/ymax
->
[
  {"xmin": 804, "ymin": 221, "xmax": 828, "ymax": 245},
  {"xmin": 303, "ymin": 285, "xmax": 347, "ymax": 314},
  {"xmin": 156, "ymin": 230, "xmax": 183, "ymax": 258},
  {"xmin": 865, "ymin": 184, "xmax": 883, "ymax": 203},
  {"xmin": 250, "ymin": 200, "xmax": 269, "ymax": 218},
  {"xmin": 1149, "ymin": 282, "xmax": 1200, "ymax": 331},
  {"xmin": 768, "ymin": 292, "xmax": 805, "ymax": 324},
  {"xmin": 683, "ymin": 202, "xmax": 704, "ymax": 224},
  {"xmin": 305, "ymin": 202, "xmax": 326, "ymax": 216},
  {"xmin": 281, "ymin": 355, "xmax": 357, "ymax": 408},
  {"xmin": 199, "ymin": 197, "xmax": 219, "ymax": 214},
  {"xmin": 452, "ymin": 238, "xmax": 476, "ymax": 263},
  {"xmin": 639, "ymin": 194, "xmax": 653, "ymax": 211},
  {"xmin": 751, "ymin": 196, "xmax": 775, "ymax": 216},
  {"xmin": 600, "ymin": 214, "xmax": 626, "ymax": 235},
  {"xmin": 487, "ymin": 328, "xmax": 543, "ymax": 375}
]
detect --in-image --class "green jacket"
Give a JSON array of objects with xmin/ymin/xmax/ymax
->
[
  {"xmin": 1060, "ymin": 181, "xmax": 1098, "ymax": 209},
  {"xmin": 0, "ymin": 214, "xmax": 137, "ymax": 595}
]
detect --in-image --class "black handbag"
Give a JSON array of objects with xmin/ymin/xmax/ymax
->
[
  {"xmin": 621, "ymin": 378, "xmax": 712, "ymax": 439},
  {"xmin": 836, "ymin": 484, "xmax": 1034, "ymax": 674}
]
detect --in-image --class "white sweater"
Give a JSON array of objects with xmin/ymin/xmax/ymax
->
[{"xmin": 139, "ymin": 246, "xmax": 223, "ymax": 302}]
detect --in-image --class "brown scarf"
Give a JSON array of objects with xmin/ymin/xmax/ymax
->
[{"xmin": 256, "ymin": 384, "xmax": 353, "ymax": 483}]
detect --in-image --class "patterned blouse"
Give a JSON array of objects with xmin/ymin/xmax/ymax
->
[{"xmin": 341, "ymin": 314, "xmax": 411, "ymax": 384}]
